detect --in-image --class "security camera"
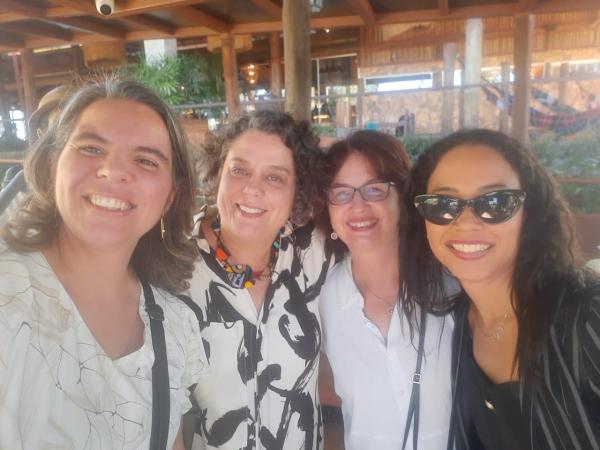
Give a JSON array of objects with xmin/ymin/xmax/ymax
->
[{"xmin": 96, "ymin": 0, "xmax": 114, "ymax": 16}]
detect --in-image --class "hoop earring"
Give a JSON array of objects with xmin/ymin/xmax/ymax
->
[
  {"xmin": 160, "ymin": 217, "xmax": 166, "ymax": 240},
  {"xmin": 330, "ymin": 231, "xmax": 338, "ymax": 240}
]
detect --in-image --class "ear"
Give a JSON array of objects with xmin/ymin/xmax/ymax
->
[{"xmin": 163, "ymin": 186, "xmax": 177, "ymax": 215}]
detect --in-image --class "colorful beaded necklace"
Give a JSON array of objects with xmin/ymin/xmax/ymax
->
[{"xmin": 211, "ymin": 216, "xmax": 281, "ymax": 289}]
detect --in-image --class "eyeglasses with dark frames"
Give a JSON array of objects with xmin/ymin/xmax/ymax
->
[
  {"xmin": 413, "ymin": 189, "xmax": 526, "ymax": 225},
  {"xmin": 327, "ymin": 180, "xmax": 396, "ymax": 206}
]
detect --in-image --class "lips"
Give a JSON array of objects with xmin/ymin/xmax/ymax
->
[
  {"xmin": 347, "ymin": 218, "xmax": 378, "ymax": 231},
  {"xmin": 88, "ymin": 194, "xmax": 134, "ymax": 212},
  {"xmin": 446, "ymin": 241, "xmax": 492, "ymax": 259},
  {"xmin": 237, "ymin": 203, "xmax": 266, "ymax": 216}
]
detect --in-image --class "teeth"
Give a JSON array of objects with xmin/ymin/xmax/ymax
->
[
  {"xmin": 239, "ymin": 205, "xmax": 265, "ymax": 214},
  {"xmin": 90, "ymin": 195, "xmax": 133, "ymax": 211},
  {"xmin": 348, "ymin": 220, "xmax": 376, "ymax": 228},
  {"xmin": 450, "ymin": 243, "xmax": 490, "ymax": 253}
]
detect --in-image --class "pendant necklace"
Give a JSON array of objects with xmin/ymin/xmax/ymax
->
[
  {"xmin": 355, "ymin": 273, "xmax": 398, "ymax": 315},
  {"xmin": 475, "ymin": 305, "xmax": 513, "ymax": 341}
]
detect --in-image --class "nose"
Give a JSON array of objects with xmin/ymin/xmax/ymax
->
[
  {"xmin": 96, "ymin": 153, "xmax": 132, "ymax": 182},
  {"xmin": 242, "ymin": 174, "xmax": 264, "ymax": 196},
  {"xmin": 453, "ymin": 205, "xmax": 483, "ymax": 228}
]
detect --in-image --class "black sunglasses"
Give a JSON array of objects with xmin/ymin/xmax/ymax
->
[{"xmin": 414, "ymin": 189, "xmax": 526, "ymax": 225}]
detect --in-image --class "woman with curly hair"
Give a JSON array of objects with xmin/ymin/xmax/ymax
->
[
  {"xmin": 404, "ymin": 128, "xmax": 600, "ymax": 449},
  {"xmin": 185, "ymin": 110, "xmax": 332, "ymax": 450},
  {"xmin": 0, "ymin": 77, "xmax": 206, "ymax": 449}
]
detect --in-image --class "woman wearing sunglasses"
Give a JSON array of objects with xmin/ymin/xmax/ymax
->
[
  {"xmin": 404, "ymin": 128, "xmax": 600, "ymax": 449},
  {"xmin": 319, "ymin": 130, "xmax": 453, "ymax": 450}
]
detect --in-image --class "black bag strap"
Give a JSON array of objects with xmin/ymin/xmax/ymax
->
[
  {"xmin": 142, "ymin": 280, "xmax": 170, "ymax": 450},
  {"xmin": 402, "ymin": 306, "xmax": 428, "ymax": 450}
]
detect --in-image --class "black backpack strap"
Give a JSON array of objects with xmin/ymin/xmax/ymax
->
[
  {"xmin": 402, "ymin": 306, "xmax": 428, "ymax": 450},
  {"xmin": 142, "ymin": 280, "xmax": 170, "ymax": 450}
]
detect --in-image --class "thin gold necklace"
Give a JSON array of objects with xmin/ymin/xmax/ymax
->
[
  {"xmin": 353, "ymin": 268, "xmax": 398, "ymax": 315},
  {"xmin": 474, "ymin": 306, "xmax": 513, "ymax": 341}
]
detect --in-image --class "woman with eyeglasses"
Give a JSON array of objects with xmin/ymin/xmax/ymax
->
[
  {"xmin": 404, "ymin": 128, "xmax": 600, "ymax": 449},
  {"xmin": 319, "ymin": 130, "xmax": 453, "ymax": 450}
]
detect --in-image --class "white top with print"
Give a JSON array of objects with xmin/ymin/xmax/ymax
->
[
  {"xmin": 187, "ymin": 222, "xmax": 331, "ymax": 450},
  {"xmin": 0, "ymin": 242, "xmax": 207, "ymax": 449}
]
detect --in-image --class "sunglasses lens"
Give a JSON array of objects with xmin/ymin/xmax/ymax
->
[
  {"xmin": 416, "ymin": 196, "xmax": 461, "ymax": 225},
  {"xmin": 473, "ymin": 191, "xmax": 524, "ymax": 223}
]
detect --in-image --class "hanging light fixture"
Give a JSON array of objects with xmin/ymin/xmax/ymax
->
[
  {"xmin": 241, "ymin": 63, "xmax": 259, "ymax": 85},
  {"xmin": 309, "ymin": 0, "xmax": 323, "ymax": 14}
]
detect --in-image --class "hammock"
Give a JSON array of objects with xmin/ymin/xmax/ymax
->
[{"xmin": 483, "ymin": 85, "xmax": 600, "ymax": 135}]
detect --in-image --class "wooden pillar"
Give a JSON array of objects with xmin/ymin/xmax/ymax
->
[
  {"xmin": 221, "ymin": 33, "xmax": 241, "ymax": 118},
  {"xmin": 21, "ymin": 49, "xmax": 37, "ymax": 141},
  {"xmin": 464, "ymin": 18, "xmax": 483, "ymax": 128},
  {"xmin": 558, "ymin": 62, "xmax": 569, "ymax": 109},
  {"xmin": 512, "ymin": 14, "xmax": 534, "ymax": 146},
  {"xmin": 0, "ymin": 76, "xmax": 13, "ymax": 138},
  {"xmin": 283, "ymin": 0, "xmax": 311, "ymax": 121},
  {"xmin": 269, "ymin": 32, "xmax": 283, "ymax": 98},
  {"xmin": 499, "ymin": 62, "xmax": 511, "ymax": 133},
  {"xmin": 441, "ymin": 42, "xmax": 457, "ymax": 134},
  {"xmin": 70, "ymin": 44, "xmax": 85, "ymax": 75}
]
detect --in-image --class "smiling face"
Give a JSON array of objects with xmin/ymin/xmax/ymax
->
[
  {"xmin": 328, "ymin": 151, "xmax": 401, "ymax": 254},
  {"xmin": 424, "ymin": 144, "xmax": 524, "ymax": 288},
  {"xmin": 54, "ymin": 98, "xmax": 174, "ymax": 253},
  {"xmin": 216, "ymin": 129, "xmax": 296, "ymax": 243}
]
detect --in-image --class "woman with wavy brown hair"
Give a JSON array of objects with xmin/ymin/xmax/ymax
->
[
  {"xmin": 185, "ymin": 110, "xmax": 332, "ymax": 450},
  {"xmin": 404, "ymin": 128, "xmax": 600, "ymax": 449},
  {"xmin": 0, "ymin": 77, "xmax": 206, "ymax": 450}
]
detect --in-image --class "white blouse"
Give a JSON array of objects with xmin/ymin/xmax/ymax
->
[
  {"xmin": 320, "ymin": 258, "xmax": 454, "ymax": 450},
  {"xmin": 0, "ymin": 242, "xmax": 207, "ymax": 449},
  {"xmin": 186, "ymin": 223, "xmax": 331, "ymax": 450}
]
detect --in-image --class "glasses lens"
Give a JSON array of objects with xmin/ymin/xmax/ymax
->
[
  {"xmin": 360, "ymin": 182, "xmax": 390, "ymax": 202},
  {"xmin": 472, "ymin": 191, "xmax": 524, "ymax": 223},
  {"xmin": 415, "ymin": 195, "xmax": 461, "ymax": 225},
  {"xmin": 328, "ymin": 187, "xmax": 354, "ymax": 205}
]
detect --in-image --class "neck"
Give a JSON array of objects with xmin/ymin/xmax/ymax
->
[
  {"xmin": 350, "ymin": 240, "xmax": 400, "ymax": 293},
  {"xmin": 463, "ymin": 275, "xmax": 515, "ymax": 327},
  {"xmin": 205, "ymin": 218, "xmax": 274, "ymax": 271},
  {"xmin": 43, "ymin": 229, "xmax": 137, "ymax": 298}
]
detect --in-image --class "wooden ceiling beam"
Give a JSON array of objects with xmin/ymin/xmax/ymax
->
[
  {"xmin": 56, "ymin": 17, "xmax": 126, "ymax": 39},
  {"xmin": 347, "ymin": 0, "xmax": 376, "ymax": 26},
  {"xmin": 112, "ymin": 0, "xmax": 214, "ymax": 17},
  {"xmin": 0, "ymin": 0, "xmax": 46, "ymax": 18},
  {"xmin": 438, "ymin": 0, "xmax": 450, "ymax": 16},
  {"xmin": 1, "ymin": 22, "xmax": 72, "ymax": 41},
  {"xmin": 0, "ymin": 31, "xmax": 24, "ymax": 47},
  {"xmin": 250, "ymin": 0, "xmax": 282, "ymax": 18},
  {"xmin": 125, "ymin": 14, "xmax": 177, "ymax": 35},
  {"xmin": 173, "ymin": 6, "xmax": 229, "ymax": 33},
  {"xmin": 50, "ymin": 0, "xmax": 96, "ymax": 15}
]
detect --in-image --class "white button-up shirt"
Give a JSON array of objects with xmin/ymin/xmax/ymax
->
[{"xmin": 320, "ymin": 258, "xmax": 453, "ymax": 450}]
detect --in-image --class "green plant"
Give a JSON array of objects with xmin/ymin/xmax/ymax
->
[{"xmin": 128, "ymin": 53, "xmax": 225, "ymax": 106}]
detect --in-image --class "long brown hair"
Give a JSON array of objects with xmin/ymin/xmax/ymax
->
[{"xmin": 3, "ymin": 76, "xmax": 198, "ymax": 293}]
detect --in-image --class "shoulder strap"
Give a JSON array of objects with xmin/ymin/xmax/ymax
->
[
  {"xmin": 402, "ymin": 306, "xmax": 428, "ymax": 450},
  {"xmin": 142, "ymin": 280, "xmax": 170, "ymax": 450}
]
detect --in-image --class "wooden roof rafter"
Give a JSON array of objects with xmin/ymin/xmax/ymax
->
[
  {"xmin": 347, "ymin": 0, "xmax": 376, "ymax": 25},
  {"xmin": 171, "ymin": 6, "xmax": 229, "ymax": 33},
  {"xmin": 438, "ymin": 0, "xmax": 450, "ymax": 16},
  {"xmin": 56, "ymin": 17, "xmax": 127, "ymax": 39},
  {"xmin": 250, "ymin": 0, "xmax": 282, "ymax": 18},
  {"xmin": 1, "ymin": 21, "xmax": 73, "ymax": 41},
  {"xmin": 125, "ymin": 14, "xmax": 177, "ymax": 35}
]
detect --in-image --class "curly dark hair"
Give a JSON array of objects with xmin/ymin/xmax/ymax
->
[
  {"xmin": 197, "ymin": 110, "xmax": 326, "ymax": 226},
  {"xmin": 402, "ymin": 128, "xmax": 589, "ymax": 385},
  {"xmin": 2, "ymin": 76, "xmax": 197, "ymax": 293}
]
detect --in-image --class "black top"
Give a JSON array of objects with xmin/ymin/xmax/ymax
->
[
  {"xmin": 459, "ymin": 320, "xmax": 528, "ymax": 450},
  {"xmin": 448, "ymin": 278, "xmax": 600, "ymax": 450}
]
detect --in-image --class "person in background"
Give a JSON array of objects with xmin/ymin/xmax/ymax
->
[
  {"xmin": 186, "ymin": 111, "xmax": 332, "ymax": 450},
  {"xmin": 404, "ymin": 128, "xmax": 600, "ymax": 449},
  {"xmin": 319, "ymin": 130, "xmax": 453, "ymax": 450},
  {"xmin": 0, "ymin": 77, "xmax": 206, "ymax": 449}
]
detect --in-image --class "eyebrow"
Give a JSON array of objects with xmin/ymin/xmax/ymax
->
[
  {"xmin": 229, "ymin": 157, "xmax": 291, "ymax": 174},
  {"xmin": 431, "ymin": 183, "xmax": 513, "ymax": 194},
  {"xmin": 330, "ymin": 178, "xmax": 382, "ymax": 188},
  {"xmin": 71, "ymin": 131, "xmax": 170, "ymax": 162}
]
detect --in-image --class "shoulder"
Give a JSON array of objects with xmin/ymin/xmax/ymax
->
[{"xmin": 320, "ymin": 258, "xmax": 353, "ymax": 315}]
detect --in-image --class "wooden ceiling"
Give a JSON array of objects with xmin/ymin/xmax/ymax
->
[{"xmin": 0, "ymin": 0, "xmax": 598, "ymax": 52}]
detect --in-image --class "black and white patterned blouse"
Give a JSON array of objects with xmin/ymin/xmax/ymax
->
[{"xmin": 186, "ymin": 220, "xmax": 331, "ymax": 450}]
